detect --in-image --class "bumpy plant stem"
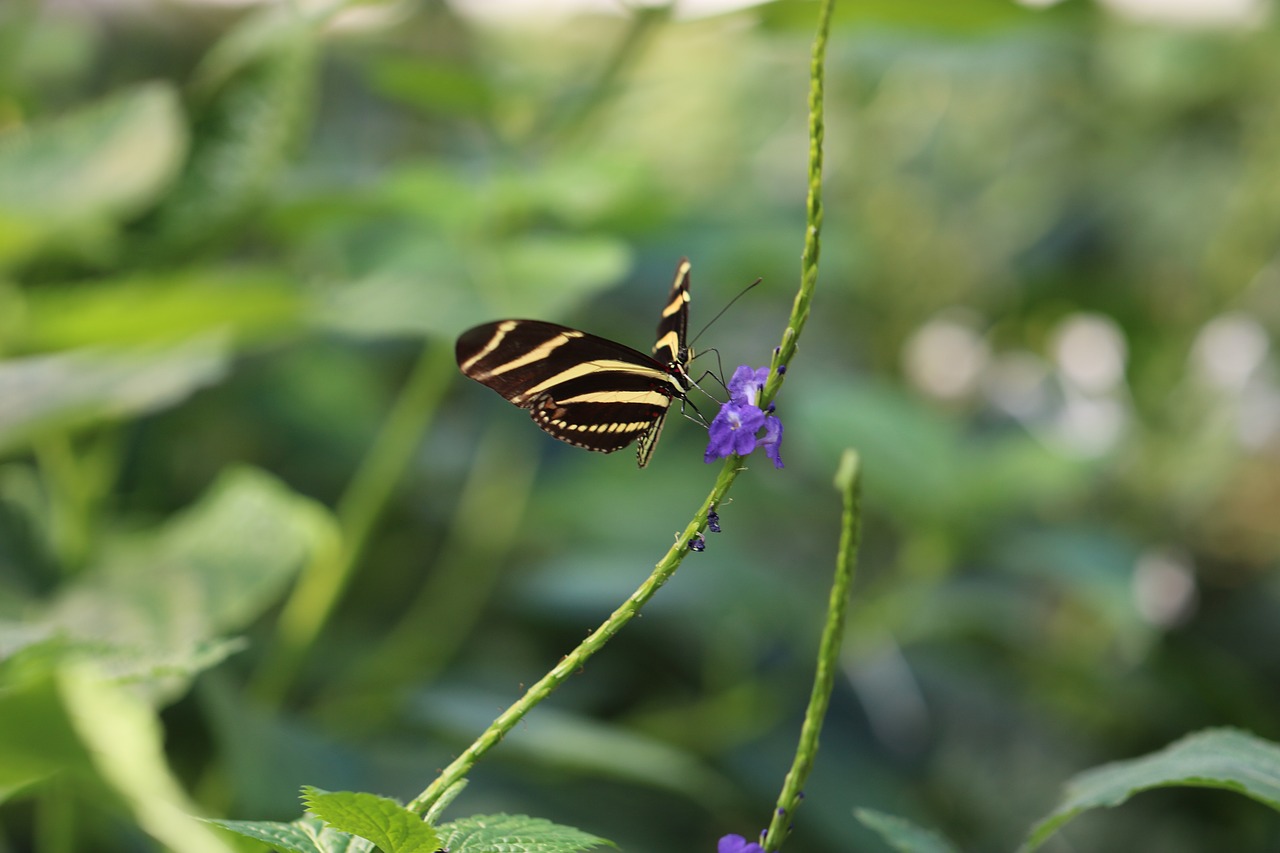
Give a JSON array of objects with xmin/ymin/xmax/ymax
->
[
  {"xmin": 411, "ymin": 0, "xmax": 833, "ymax": 819},
  {"xmin": 409, "ymin": 459, "xmax": 740, "ymax": 814},
  {"xmin": 765, "ymin": 0, "xmax": 832, "ymax": 408},
  {"xmin": 763, "ymin": 450, "xmax": 862, "ymax": 851}
]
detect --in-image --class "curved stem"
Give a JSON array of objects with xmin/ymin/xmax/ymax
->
[
  {"xmin": 763, "ymin": 450, "xmax": 862, "ymax": 851},
  {"xmin": 409, "ymin": 458, "xmax": 742, "ymax": 815},
  {"xmin": 412, "ymin": 0, "xmax": 834, "ymax": 818}
]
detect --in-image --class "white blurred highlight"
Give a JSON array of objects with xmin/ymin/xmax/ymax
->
[
  {"xmin": 1052, "ymin": 390, "xmax": 1128, "ymax": 456},
  {"xmin": 903, "ymin": 312, "xmax": 990, "ymax": 401},
  {"xmin": 1132, "ymin": 548, "xmax": 1198, "ymax": 628},
  {"xmin": 846, "ymin": 639, "xmax": 930, "ymax": 755},
  {"xmin": 1098, "ymin": 0, "xmax": 1267, "ymax": 27},
  {"xmin": 1191, "ymin": 313, "xmax": 1270, "ymax": 392},
  {"xmin": 1237, "ymin": 383, "xmax": 1280, "ymax": 450},
  {"xmin": 1052, "ymin": 313, "xmax": 1128, "ymax": 395},
  {"xmin": 982, "ymin": 351, "xmax": 1053, "ymax": 419}
]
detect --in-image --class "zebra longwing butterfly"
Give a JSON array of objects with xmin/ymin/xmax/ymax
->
[{"xmin": 455, "ymin": 259, "xmax": 694, "ymax": 468}]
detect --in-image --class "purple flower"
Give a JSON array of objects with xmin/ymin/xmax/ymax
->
[
  {"xmin": 704, "ymin": 365, "xmax": 784, "ymax": 468},
  {"xmin": 704, "ymin": 401, "xmax": 766, "ymax": 462},
  {"xmin": 760, "ymin": 414, "xmax": 783, "ymax": 469},
  {"xmin": 718, "ymin": 835, "xmax": 764, "ymax": 853},
  {"xmin": 728, "ymin": 365, "xmax": 769, "ymax": 406}
]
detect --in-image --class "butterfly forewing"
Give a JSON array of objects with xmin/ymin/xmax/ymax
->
[{"xmin": 455, "ymin": 260, "xmax": 693, "ymax": 468}]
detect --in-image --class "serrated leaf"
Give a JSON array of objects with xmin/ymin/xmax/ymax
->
[
  {"xmin": 0, "ymin": 82, "xmax": 186, "ymax": 266},
  {"xmin": 1023, "ymin": 728, "xmax": 1280, "ymax": 851},
  {"xmin": 856, "ymin": 809, "xmax": 960, "ymax": 853},
  {"xmin": 301, "ymin": 787, "xmax": 440, "ymax": 853},
  {"xmin": 435, "ymin": 813, "xmax": 615, "ymax": 853},
  {"xmin": 0, "ymin": 336, "xmax": 230, "ymax": 455},
  {"xmin": 42, "ymin": 467, "xmax": 333, "ymax": 704},
  {"xmin": 59, "ymin": 664, "xmax": 236, "ymax": 853},
  {"xmin": 206, "ymin": 814, "xmax": 375, "ymax": 853}
]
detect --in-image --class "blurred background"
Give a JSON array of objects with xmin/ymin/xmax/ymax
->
[{"xmin": 2, "ymin": 0, "xmax": 1280, "ymax": 851}]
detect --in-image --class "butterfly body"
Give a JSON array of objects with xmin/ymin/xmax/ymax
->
[{"xmin": 455, "ymin": 259, "xmax": 693, "ymax": 467}]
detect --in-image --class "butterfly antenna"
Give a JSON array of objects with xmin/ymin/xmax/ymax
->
[{"xmin": 689, "ymin": 276, "xmax": 762, "ymax": 347}]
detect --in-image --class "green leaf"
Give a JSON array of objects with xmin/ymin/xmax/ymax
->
[
  {"xmin": 436, "ymin": 814, "xmax": 615, "ymax": 853},
  {"xmin": 17, "ymin": 267, "xmax": 306, "ymax": 350},
  {"xmin": 0, "ymin": 662, "xmax": 86, "ymax": 801},
  {"xmin": 760, "ymin": 0, "xmax": 1087, "ymax": 34},
  {"xmin": 798, "ymin": 378, "xmax": 1086, "ymax": 530},
  {"xmin": 0, "ymin": 82, "xmax": 186, "ymax": 267},
  {"xmin": 364, "ymin": 54, "xmax": 493, "ymax": 117},
  {"xmin": 301, "ymin": 787, "xmax": 440, "ymax": 853},
  {"xmin": 192, "ymin": 0, "xmax": 348, "ymax": 96},
  {"xmin": 1023, "ymin": 728, "xmax": 1280, "ymax": 851},
  {"xmin": 42, "ymin": 466, "xmax": 334, "ymax": 704},
  {"xmin": 206, "ymin": 814, "xmax": 374, "ymax": 853},
  {"xmin": 58, "ymin": 664, "xmax": 237, "ymax": 853},
  {"xmin": 856, "ymin": 809, "xmax": 960, "ymax": 853},
  {"xmin": 0, "ymin": 336, "xmax": 230, "ymax": 455},
  {"xmin": 321, "ymin": 234, "xmax": 632, "ymax": 340},
  {"xmin": 149, "ymin": 4, "xmax": 317, "ymax": 255}
]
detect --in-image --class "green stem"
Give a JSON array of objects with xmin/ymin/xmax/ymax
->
[
  {"xmin": 764, "ymin": 0, "xmax": 832, "ymax": 407},
  {"xmin": 763, "ymin": 450, "xmax": 862, "ymax": 851},
  {"xmin": 759, "ymin": 1, "xmax": 837, "ymax": 843},
  {"xmin": 412, "ymin": 0, "xmax": 834, "ymax": 818},
  {"xmin": 336, "ymin": 340, "xmax": 455, "ymax": 565},
  {"xmin": 251, "ymin": 339, "xmax": 455, "ymax": 703},
  {"xmin": 409, "ymin": 458, "xmax": 742, "ymax": 815}
]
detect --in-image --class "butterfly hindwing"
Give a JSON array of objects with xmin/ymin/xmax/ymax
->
[{"xmin": 455, "ymin": 260, "xmax": 693, "ymax": 468}]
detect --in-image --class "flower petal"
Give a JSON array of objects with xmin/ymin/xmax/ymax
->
[
  {"xmin": 718, "ymin": 835, "xmax": 764, "ymax": 853},
  {"xmin": 759, "ymin": 414, "xmax": 784, "ymax": 468},
  {"xmin": 728, "ymin": 365, "xmax": 769, "ymax": 406}
]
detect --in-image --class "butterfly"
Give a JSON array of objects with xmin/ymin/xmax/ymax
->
[{"xmin": 455, "ymin": 259, "xmax": 694, "ymax": 467}]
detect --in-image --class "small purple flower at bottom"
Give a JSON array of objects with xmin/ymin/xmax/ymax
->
[
  {"xmin": 704, "ymin": 365, "xmax": 784, "ymax": 468},
  {"xmin": 718, "ymin": 835, "xmax": 764, "ymax": 853}
]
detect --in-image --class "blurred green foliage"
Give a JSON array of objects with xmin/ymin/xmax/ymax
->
[{"xmin": 1, "ymin": 0, "xmax": 1279, "ymax": 851}]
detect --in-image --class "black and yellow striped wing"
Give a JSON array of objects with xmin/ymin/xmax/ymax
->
[{"xmin": 455, "ymin": 259, "xmax": 693, "ymax": 468}]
